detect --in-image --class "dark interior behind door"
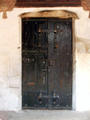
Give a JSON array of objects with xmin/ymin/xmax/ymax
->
[{"xmin": 22, "ymin": 18, "xmax": 72, "ymax": 109}]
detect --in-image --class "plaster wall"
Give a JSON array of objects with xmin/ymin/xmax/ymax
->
[{"xmin": 0, "ymin": 7, "xmax": 90, "ymax": 111}]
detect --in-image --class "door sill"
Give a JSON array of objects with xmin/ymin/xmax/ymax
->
[{"xmin": 22, "ymin": 107, "xmax": 72, "ymax": 110}]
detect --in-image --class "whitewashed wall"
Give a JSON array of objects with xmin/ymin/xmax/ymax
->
[{"xmin": 0, "ymin": 7, "xmax": 90, "ymax": 111}]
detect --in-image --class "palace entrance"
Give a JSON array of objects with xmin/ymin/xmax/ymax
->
[{"xmin": 22, "ymin": 18, "xmax": 72, "ymax": 109}]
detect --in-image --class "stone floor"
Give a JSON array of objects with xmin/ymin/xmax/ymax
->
[{"xmin": 0, "ymin": 110, "xmax": 90, "ymax": 120}]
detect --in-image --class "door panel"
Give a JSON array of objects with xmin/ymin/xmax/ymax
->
[
  {"xmin": 22, "ymin": 18, "xmax": 72, "ymax": 109},
  {"xmin": 48, "ymin": 20, "xmax": 72, "ymax": 108},
  {"xmin": 22, "ymin": 19, "xmax": 48, "ymax": 108}
]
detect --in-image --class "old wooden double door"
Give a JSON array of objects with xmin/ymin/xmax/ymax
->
[{"xmin": 22, "ymin": 18, "xmax": 72, "ymax": 109}]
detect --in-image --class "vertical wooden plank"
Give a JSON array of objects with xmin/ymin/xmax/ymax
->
[{"xmin": 48, "ymin": 18, "xmax": 72, "ymax": 108}]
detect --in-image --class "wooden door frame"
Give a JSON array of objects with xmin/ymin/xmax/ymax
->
[{"xmin": 20, "ymin": 10, "xmax": 78, "ymax": 110}]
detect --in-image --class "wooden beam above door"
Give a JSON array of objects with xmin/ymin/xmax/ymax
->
[{"xmin": 16, "ymin": 0, "xmax": 81, "ymax": 7}]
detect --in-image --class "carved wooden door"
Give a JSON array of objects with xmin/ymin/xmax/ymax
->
[{"xmin": 22, "ymin": 18, "xmax": 72, "ymax": 109}]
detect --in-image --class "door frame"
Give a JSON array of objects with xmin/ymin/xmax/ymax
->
[{"xmin": 19, "ymin": 10, "xmax": 78, "ymax": 110}]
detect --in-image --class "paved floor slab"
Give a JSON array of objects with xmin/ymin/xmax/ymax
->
[{"xmin": 0, "ymin": 110, "xmax": 90, "ymax": 120}]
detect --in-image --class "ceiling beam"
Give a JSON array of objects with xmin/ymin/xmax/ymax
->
[{"xmin": 16, "ymin": 0, "xmax": 81, "ymax": 7}]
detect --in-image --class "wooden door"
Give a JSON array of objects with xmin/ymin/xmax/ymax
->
[
  {"xmin": 22, "ymin": 18, "xmax": 72, "ymax": 109},
  {"xmin": 47, "ymin": 19, "xmax": 72, "ymax": 108}
]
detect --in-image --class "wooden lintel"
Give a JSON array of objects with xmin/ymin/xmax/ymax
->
[
  {"xmin": 20, "ymin": 10, "xmax": 79, "ymax": 19},
  {"xmin": 16, "ymin": 1, "xmax": 81, "ymax": 7}
]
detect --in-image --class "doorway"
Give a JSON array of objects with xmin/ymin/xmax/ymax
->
[{"xmin": 22, "ymin": 18, "xmax": 72, "ymax": 109}]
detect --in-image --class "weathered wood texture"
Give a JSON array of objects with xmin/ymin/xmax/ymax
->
[
  {"xmin": 20, "ymin": 10, "xmax": 79, "ymax": 19},
  {"xmin": 22, "ymin": 18, "xmax": 72, "ymax": 109},
  {"xmin": 16, "ymin": 0, "xmax": 81, "ymax": 7}
]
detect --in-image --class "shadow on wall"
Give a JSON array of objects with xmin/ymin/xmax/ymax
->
[{"xmin": 76, "ymin": 37, "xmax": 90, "ymax": 53}]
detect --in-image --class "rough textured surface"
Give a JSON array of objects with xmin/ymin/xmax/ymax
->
[
  {"xmin": 20, "ymin": 10, "xmax": 79, "ymax": 19},
  {"xmin": 0, "ymin": 110, "xmax": 90, "ymax": 120},
  {"xmin": 0, "ymin": 7, "xmax": 90, "ymax": 111}
]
